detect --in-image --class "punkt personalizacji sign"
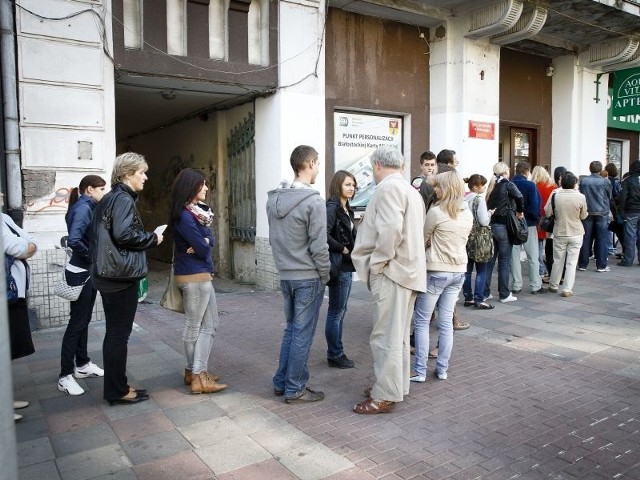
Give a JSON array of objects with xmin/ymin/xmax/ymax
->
[{"xmin": 611, "ymin": 67, "xmax": 640, "ymax": 117}]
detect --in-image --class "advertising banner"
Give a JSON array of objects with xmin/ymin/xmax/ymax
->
[
  {"xmin": 611, "ymin": 67, "xmax": 640, "ymax": 118},
  {"xmin": 608, "ymin": 88, "xmax": 640, "ymax": 132},
  {"xmin": 334, "ymin": 111, "xmax": 403, "ymax": 208}
]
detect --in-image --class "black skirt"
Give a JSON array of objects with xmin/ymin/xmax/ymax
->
[{"xmin": 9, "ymin": 299, "xmax": 35, "ymax": 360}]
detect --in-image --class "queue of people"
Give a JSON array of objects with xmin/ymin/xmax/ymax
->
[{"xmin": 7, "ymin": 146, "xmax": 639, "ymax": 419}]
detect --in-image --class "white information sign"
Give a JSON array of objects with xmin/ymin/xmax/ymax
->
[{"xmin": 334, "ymin": 111, "xmax": 403, "ymax": 207}]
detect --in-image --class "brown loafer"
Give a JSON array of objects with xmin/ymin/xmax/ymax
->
[{"xmin": 353, "ymin": 398, "xmax": 395, "ymax": 414}]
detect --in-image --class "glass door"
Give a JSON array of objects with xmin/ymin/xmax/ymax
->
[
  {"xmin": 606, "ymin": 140, "xmax": 622, "ymax": 177},
  {"xmin": 510, "ymin": 127, "xmax": 537, "ymax": 172}
]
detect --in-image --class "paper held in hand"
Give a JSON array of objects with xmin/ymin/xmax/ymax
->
[{"xmin": 154, "ymin": 224, "xmax": 167, "ymax": 236}]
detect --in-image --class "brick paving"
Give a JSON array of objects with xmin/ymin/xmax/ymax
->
[{"xmin": 10, "ymin": 257, "xmax": 640, "ymax": 479}]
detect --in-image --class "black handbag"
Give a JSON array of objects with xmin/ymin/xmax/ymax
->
[
  {"xmin": 539, "ymin": 194, "xmax": 556, "ymax": 233},
  {"xmin": 93, "ymin": 193, "xmax": 148, "ymax": 282},
  {"xmin": 507, "ymin": 208, "xmax": 528, "ymax": 245},
  {"xmin": 327, "ymin": 251, "xmax": 343, "ymax": 287}
]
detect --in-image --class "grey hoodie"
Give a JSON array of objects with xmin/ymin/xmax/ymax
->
[{"xmin": 266, "ymin": 185, "xmax": 330, "ymax": 283}]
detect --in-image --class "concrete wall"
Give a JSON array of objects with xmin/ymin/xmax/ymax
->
[
  {"xmin": 500, "ymin": 48, "xmax": 553, "ymax": 169},
  {"xmin": 324, "ymin": 8, "xmax": 429, "ymax": 180}
]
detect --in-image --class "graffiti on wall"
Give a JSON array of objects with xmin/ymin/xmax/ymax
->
[{"xmin": 26, "ymin": 187, "xmax": 73, "ymax": 213}]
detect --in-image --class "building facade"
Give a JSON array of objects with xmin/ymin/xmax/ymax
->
[{"xmin": 2, "ymin": 0, "xmax": 640, "ymax": 328}]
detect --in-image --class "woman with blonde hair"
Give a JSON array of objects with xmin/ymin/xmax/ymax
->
[
  {"xmin": 91, "ymin": 152, "xmax": 163, "ymax": 405},
  {"xmin": 484, "ymin": 162, "xmax": 524, "ymax": 303},
  {"xmin": 411, "ymin": 171, "xmax": 473, "ymax": 382},
  {"xmin": 531, "ymin": 166, "xmax": 556, "ymax": 281}
]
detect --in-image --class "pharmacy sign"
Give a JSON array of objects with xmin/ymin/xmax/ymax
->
[{"xmin": 612, "ymin": 67, "xmax": 640, "ymax": 117}]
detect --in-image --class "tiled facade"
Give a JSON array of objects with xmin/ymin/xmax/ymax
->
[
  {"xmin": 28, "ymin": 248, "xmax": 104, "ymax": 329},
  {"xmin": 255, "ymin": 236, "xmax": 279, "ymax": 291}
]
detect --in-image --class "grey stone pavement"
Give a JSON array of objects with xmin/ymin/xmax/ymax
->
[{"xmin": 10, "ymin": 256, "xmax": 640, "ymax": 479}]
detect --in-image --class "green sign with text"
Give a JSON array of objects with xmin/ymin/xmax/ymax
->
[
  {"xmin": 611, "ymin": 67, "xmax": 640, "ymax": 117},
  {"xmin": 608, "ymin": 87, "xmax": 640, "ymax": 132}
]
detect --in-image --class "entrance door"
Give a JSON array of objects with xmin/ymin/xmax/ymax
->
[
  {"xmin": 498, "ymin": 126, "xmax": 539, "ymax": 173},
  {"xmin": 606, "ymin": 139, "xmax": 622, "ymax": 177}
]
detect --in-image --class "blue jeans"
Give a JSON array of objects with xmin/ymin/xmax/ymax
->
[
  {"xmin": 485, "ymin": 223, "xmax": 513, "ymax": 300},
  {"xmin": 273, "ymin": 279, "xmax": 324, "ymax": 398},
  {"xmin": 623, "ymin": 213, "xmax": 640, "ymax": 266},
  {"xmin": 325, "ymin": 271, "xmax": 352, "ymax": 359},
  {"xmin": 579, "ymin": 214, "xmax": 609, "ymax": 269},
  {"xmin": 412, "ymin": 272, "xmax": 465, "ymax": 376},
  {"xmin": 538, "ymin": 240, "xmax": 546, "ymax": 275},
  {"xmin": 178, "ymin": 280, "xmax": 219, "ymax": 374},
  {"xmin": 463, "ymin": 260, "xmax": 488, "ymax": 304}
]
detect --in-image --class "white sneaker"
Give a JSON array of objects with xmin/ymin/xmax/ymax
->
[
  {"xmin": 596, "ymin": 266, "xmax": 610, "ymax": 272},
  {"xmin": 435, "ymin": 370, "xmax": 448, "ymax": 380},
  {"xmin": 410, "ymin": 374, "xmax": 426, "ymax": 383},
  {"xmin": 500, "ymin": 293, "xmax": 517, "ymax": 303},
  {"xmin": 74, "ymin": 361, "xmax": 104, "ymax": 378},
  {"xmin": 14, "ymin": 413, "xmax": 22, "ymax": 422},
  {"xmin": 58, "ymin": 375, "xmax": 85, "ymax": 395},
  {"xmin": 484, "ymin": 294, "xmax": 494, "ymax": 301},
  {"xmin": 13, "ymin": 400, "xmax": 29, "ymax": 409}
]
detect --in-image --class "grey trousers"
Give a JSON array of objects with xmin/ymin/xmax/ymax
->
[{"xmin": 369, "ymin": 273, "xmax": 417, "ymax": 403}]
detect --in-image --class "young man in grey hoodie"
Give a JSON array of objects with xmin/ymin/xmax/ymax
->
[{"xmin": 267, "ymin": 145, "xmax": 330, "ymax": 404}]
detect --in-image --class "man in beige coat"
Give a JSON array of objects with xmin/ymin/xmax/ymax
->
[{"xmin": 351, "ymin": 146, "xmax": 427, "ymax": 414}]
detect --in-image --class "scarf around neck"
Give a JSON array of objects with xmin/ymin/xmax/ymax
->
[{"xmin": 186, "ymin": 202, "xmax": 214, "ymax": 226}]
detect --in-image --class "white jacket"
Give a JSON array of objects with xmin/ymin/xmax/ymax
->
[
  {"xmin": 424, "ymin": 202, "xmax": 473, "ymax": 273},
  {"xmin": 3, "ymin": 214, "xmax": 36, "ymax": 298}
]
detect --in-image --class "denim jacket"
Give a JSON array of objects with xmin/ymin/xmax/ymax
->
[{"xmin": 579, "ymin": 174, "xmax": 611, "ymax": 215}]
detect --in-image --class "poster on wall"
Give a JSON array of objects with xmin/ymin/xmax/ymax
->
[{"xmin": 334, "ymin": 111, "xmax": 403, "ymax": 208}]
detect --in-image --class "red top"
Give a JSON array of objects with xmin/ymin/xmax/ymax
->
[{"xmin": 536, "ymin": 182, "xmax": 556, "ymax": 239}]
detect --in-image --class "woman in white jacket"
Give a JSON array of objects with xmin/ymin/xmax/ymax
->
[{"xmin": 411, "ymin": 172, "xmax": 473, "ymax": 382}]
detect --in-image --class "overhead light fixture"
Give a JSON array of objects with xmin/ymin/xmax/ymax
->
[{"xmin": 161, "ymin": 90, "xmax": 177, "ymax": 100}]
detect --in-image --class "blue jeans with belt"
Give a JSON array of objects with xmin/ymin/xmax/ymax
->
[{"xmin": 273, "ymin": 278, "xmax": 324, "ymax": 399}]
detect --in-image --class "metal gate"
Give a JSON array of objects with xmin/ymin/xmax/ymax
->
[{"xmin": 227, "ymin": 113, "xmax": 256, "ymax": 243}]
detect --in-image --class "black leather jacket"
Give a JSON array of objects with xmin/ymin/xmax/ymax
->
[
  {"xmin": 487, "ymin": 178, "xmax": 524, "ymax": 224},
  {"xmin": 326, "ymin": 197, "xmax": 357, "ymax": 272},
  {"xmin": 89, "ymin": 183, "xmax": 157, "ymax": 290}
]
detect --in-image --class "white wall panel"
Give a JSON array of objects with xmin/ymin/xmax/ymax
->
[
  {"xmin": 20, "ymin": 84, "xmax": 104, "ymax": 127},
  {"xmin": 19, "ymin": 37, "xmax": 103, "ymax": 86},
  {"xmin": 21, "ymin": 127, "xmax": 105, "ymax": 170},
  {"xmin": 17, "ymin": 0, "xmax": 103, "ymax": 44}
]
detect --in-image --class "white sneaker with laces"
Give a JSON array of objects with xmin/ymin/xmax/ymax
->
[
  {"xmin": 74, "ymin": 361, "xmax": 104, "ymax": 378},
  {"xmin": 596, "ymin": 266, "xmax": 610, "ymax": 272},
  {"xmin": 500, "ymin": 293, "xmax": 517, "ymax": 303},
  {"xmin": 435, "ymin": 370, "xmax": 448, "ymax": 380},
  {"xmin": 484, "ymin": 294, "xmax": 494, "ymax": 301},
  {"xmin": 410, "ymin": 374, "xmax": 426, "ymax": 383},
  {"xmin": 58, "ymin": 374, "xmax": 85, "ymax": 395}
]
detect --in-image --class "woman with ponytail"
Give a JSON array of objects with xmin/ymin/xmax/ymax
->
[{"xmin": 58, "ymin": 175, "xmax": 107, "ymax": 396}]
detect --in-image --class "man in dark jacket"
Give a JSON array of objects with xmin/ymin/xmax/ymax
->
[
  {"xmin": 618, "ymin": 159, "xmax": 640, "ymax": 266},
  {"xmin": 578, "ymin": 161, "xmax": 613, "ymax": 272},
  {"xmin": 511, "ymin": 162, "xmax": 546, "ymax": 294}
]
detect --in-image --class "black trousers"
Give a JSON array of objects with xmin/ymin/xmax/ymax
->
[
  {"xmin": 60, "ymin": 271, "xmax": 97, "ymax": 377},
  {"xmin": 101, "ymin": 283, "xmax": 138, "ymax": 401}
]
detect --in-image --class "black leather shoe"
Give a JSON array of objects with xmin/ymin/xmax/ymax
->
[
  {"xmin": 273, "ymin": 388, "xmax": 284, "ymax": 396},
  {"xmin": 531, "ymin": 288, "xmax": 548, "ymax": 294},
  {"xmin": 328, "ymin": 354, "xmax": 355, "ymax": 369},
  {"xmin": 511, "ymin": 289, "xmax": 522, "ymax": 294},
  {"xmin": 285, "ymin": 387, "xmax": 325, "ymax": 404},
  {"xmin": 108, "ymin": 392, "xmax": 149, "ymax": 406}
]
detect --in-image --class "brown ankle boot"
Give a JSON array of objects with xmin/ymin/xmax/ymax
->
[
  {"xmin": 190, "ymin": 372, "xmax": 228, "ymax": 394},
  {"xmin": 184, "ymin": 368, "xmax": 219, "ymax": 385}
]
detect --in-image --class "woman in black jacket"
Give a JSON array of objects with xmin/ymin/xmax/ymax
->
[
  {"xmin": 90, "ymin": 153, "xmax": 163, "ymax": 405},
  {"xmin": 325, "ymin": 170, "xmax": 357, "ymax": 368},
  {"xmin": 484, "ymin": 162, "xmax": 524, "ymax": 303},
  {"xmin": 58, "ymin": 175, "xmax": 107, "ymax": 397}
]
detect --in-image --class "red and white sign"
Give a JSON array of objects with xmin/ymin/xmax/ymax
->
[{"xmin": 468, "ymin": 120, "xmax": 495, "ymax": 140}]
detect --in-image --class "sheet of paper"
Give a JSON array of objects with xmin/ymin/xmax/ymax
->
[{"xmin": 154, "ymin": 224, "xmax": 167, "ymax": 235}]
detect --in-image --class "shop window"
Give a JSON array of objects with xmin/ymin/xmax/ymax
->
[
  {"xmin": 607, "ymin": 139, "xmax": 623, "ymax": 177},
  {"xmin": 209, "ymin": 0, "xmax": 226, "ymax": 59}
]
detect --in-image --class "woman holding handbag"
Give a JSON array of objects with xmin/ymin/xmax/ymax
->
[
  {"xmin": 57, "ymin": 175, "xmax": 107, "ymax": 396},
  {"xmin": 411, "ymin": 171, "xmax": 473, "ymax": 383},
  {"xmin": 2, "ymin": 192, "xmax": 38, "ymax": 421},
  {"xmin": 462, "ymin": 174, "xmax": 494, "ymax": 309},
  {"xmin": 169, "ymin": 168, "xmax": 227, "ymax": 394},
  {"xmin": 325, "ymin": 170, "xmax": 358, "ymax": 369},
  {"xmin": 484, "ymin": 163, "xmax": 524, "ymax": 304},
  {"xmin": 91, "ymin": 152, "xmax": 163, "ymax": 405}
]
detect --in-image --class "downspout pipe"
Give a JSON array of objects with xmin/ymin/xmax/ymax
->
[{"xmin": 1, "ymin": 0, "xmax": 24, "ymax": 225}]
